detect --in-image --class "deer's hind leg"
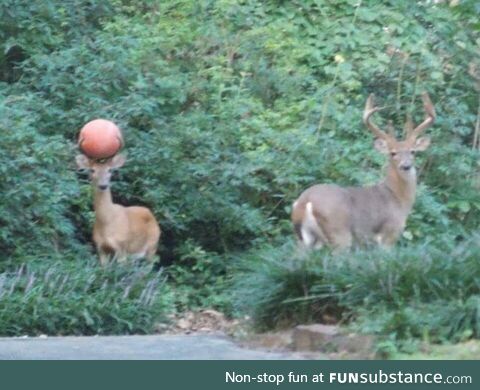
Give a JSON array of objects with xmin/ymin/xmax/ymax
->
[
  {"xmin": 145, "ymin": 224, "xmax": 161, "ymax": 263},
  {"xmin": 330, "ymin": 232, "xmax": 352, "ymax": 252},
  {"xmin": 145, "ymin": 244, "xmax": 158, "ymax": 263}
]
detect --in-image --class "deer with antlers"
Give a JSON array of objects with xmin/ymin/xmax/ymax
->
[
  {"xmin": 76, "ymin": 154, "xmax": 161, "ymax": 265},
  {"xmin": 291, "ymin": 93, "xmax": 436, "ymax": 250}
]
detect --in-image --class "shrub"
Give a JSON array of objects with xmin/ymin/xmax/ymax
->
[
  {"xmin": 232, "ymin": 235, "xmax": 480, "ymax": 345},
  {"xmin": 2, "ymin": 0, "xmax": 478, "ymax": 266},
  {"xmin": 0, "ymin": 258, "xmax": 174, "ymax": 336},
  {"xmin": 0, "ymin": 94, "xmax": 84, "ymax": 266},
  {"xmin": 166, "ymin": 240, "xmax": 232, "ymax": 312}
]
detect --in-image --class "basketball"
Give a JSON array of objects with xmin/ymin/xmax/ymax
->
[{"xmin": 78, "ymin": 119, "xmax": 123, "ymax": 159}]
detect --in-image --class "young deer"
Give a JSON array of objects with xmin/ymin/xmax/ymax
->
[
  {"xmin": 76, "ymin": 154, "xmax": 161, "ymax": 265},
  {"xmin": 291, "ymin": 93, "xmax": 436, "ymax": 250}
]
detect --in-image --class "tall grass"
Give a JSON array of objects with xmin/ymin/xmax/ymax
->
[
  {"xmin": 232, "ymin": 236, "xmax": 480, "ymax": 345},
  {"xmin": 0, "ymin": 258, "xmax": 174, "ymax": 336}
]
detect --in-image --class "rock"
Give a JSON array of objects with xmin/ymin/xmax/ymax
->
[
  {"xmin": 335, "ymin": 333, "xmax": 375, "ymax": 355},
  {"xmin": 177, "ymin": 319, "xmax": 191, "ymax": 330}
]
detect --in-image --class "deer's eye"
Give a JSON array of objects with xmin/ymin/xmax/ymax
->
[
  {"xmin": 390, "ymin": 152, "xmax": 397, "ymax": 157},
  {"xmin": 410, "ymin": 150, "xmax": 416, "ymax": 155}
]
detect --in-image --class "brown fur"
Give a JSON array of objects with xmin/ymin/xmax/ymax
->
[
  {"xmin": 292, "ymin": 93, "xmax": 435, "ymax": 250},
  {"xmin": 76, "ymin": 154, "xmax": 161, "ymax": 265}
]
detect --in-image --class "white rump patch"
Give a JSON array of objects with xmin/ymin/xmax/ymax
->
[
  {"xmin": 301, "ymin": 202, "xmax": 322, "ymax": 249},
  {"xmin": 301, "ymin": 226, "xmax": 316, "ymax": 247}
]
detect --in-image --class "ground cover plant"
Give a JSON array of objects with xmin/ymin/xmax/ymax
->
[
  {"xmin": 233, "ymin": 237, "xmax": 480, "ymax": 353},
  {"xmin": 0, "ymin": 257, "xmax": 173, "ymax": 335}
]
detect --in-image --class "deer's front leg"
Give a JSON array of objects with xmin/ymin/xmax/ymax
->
[
  {"xmin": 98, "ymin": 250, "xmax": 110, "ymax": 266},
  {"xmin": 96, "ymin": 242, "xmax": 115, "ymax": 266}
]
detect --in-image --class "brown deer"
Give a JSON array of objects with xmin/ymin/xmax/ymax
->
[
  {"xmin": 76, "ymin": 154, "xmax": 161, "ymax": 265},
  {"xmin": 291, "ymin": 93, "xmax": 436, "ymax": 250}
]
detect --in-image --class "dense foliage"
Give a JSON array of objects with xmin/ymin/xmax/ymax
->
[
  {"xmin": 0, "ymin": 0, "xmax": 479, "ymax": 343},
  {"xmin": 0, "ymin": 259, "xmax": 173, "ymax": 335},
  {"xmin": 233, "ymin": 238, "xmax": 480, "ymax": 353}
]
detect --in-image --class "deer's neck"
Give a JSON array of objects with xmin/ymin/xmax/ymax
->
[
  {"xmin": 384, "ymin": 163, "xmax": 417, "ymax": 210},
  {"xmin": 94, "ymin": 187, "xmax": 115, "ymax": 223}
]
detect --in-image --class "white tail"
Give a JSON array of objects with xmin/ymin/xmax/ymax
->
[
  {"xmin": 76, "ymin": 154, "xmax": 161, "ymax": 265},
  {"xmin": 292, "ymin": 93, "xmax": 436, "ymax": 250}
]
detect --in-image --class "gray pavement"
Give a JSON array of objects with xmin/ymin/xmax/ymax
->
[{"xmin": 0, "ymin": 334, "xmax": 303, "ymax": 360}]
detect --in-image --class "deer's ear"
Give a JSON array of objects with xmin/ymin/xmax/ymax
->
[
  {"xmin": 413, "ymin": 136, "xmax": 431, "ymax": 152},
  {"xmin": 76, "ymin": 154, "xmax": 91, "ymax": 170},
  {"xmin": 110, "ymin": 153, "xmax": 126, "ymax": 169},
  {"xmin": 374, "ymin": 138, "xmax": 389, "ymax": 154}
]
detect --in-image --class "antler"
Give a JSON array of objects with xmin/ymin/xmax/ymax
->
[
  {"xmin": 363, "ymin": 94, "xmax": 390, "ymax": 140},
  {"xmin": 407, "ymin": 92, "xmax": 436, "ymax": 139}
]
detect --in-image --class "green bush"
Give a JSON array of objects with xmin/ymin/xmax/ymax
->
[
  {"xmin": 0, "ymin": 94, "xmax": 84, "ymax": 266},
  {"xmin": 0, "ymin": 258, "xmax": 174, "ymax": 336},
  {"xmin": 3, "ymin": 1, "xmax": 478, "ymax": 262},
  {"xmin": 166, "ymin": 240, "xmax": 232, "ymax": 312},
  {"xmin": 233, "ymin": 236, "xmax": 480, "ymax": 346}
]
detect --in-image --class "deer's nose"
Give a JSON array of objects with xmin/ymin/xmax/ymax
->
[
  {"xmin": 401, "ymin": 164, "xmax": 412, "ymax": 171},
  {"xmin": 98, "ymin": 184, "xmax": 108, "ymax": 190}
]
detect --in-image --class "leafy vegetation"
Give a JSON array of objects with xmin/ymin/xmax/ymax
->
[
  {"xmin": 0, "ymin": 258, "xmax": 173, "ymax": 335},
  {"xmin": 0, "ymin": 0, "xmax": 479, "ymax": 347},
  {"xmin": 233, "ymin": 238, "xmax": 480, "ymax": 350}
]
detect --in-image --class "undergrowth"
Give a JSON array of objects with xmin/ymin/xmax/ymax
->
[
  {"xmin": 232, "ymin": 235, "xmax": 480, "ymax": 350},
  {"xmin": 0, "ymin": 257, "xmax": 174, "ymax": 336}
]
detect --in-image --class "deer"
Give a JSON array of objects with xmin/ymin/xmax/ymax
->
[
  {"xmin": 76, "ymin": 153, "xmax": 161, "ymax": 265},
  {"xmin": 291, "ymin": 92, "xmax": 436, "ymax": 250}
]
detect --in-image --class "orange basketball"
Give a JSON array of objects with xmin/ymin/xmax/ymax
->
[{"xmin": 78, "ymin": 119, "xmax": 123, "ymax": 159}]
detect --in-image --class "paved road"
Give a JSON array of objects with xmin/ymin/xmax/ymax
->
[{"xmin": 0, "ymin": 334, "xmax": 303, "ymax": 360}]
